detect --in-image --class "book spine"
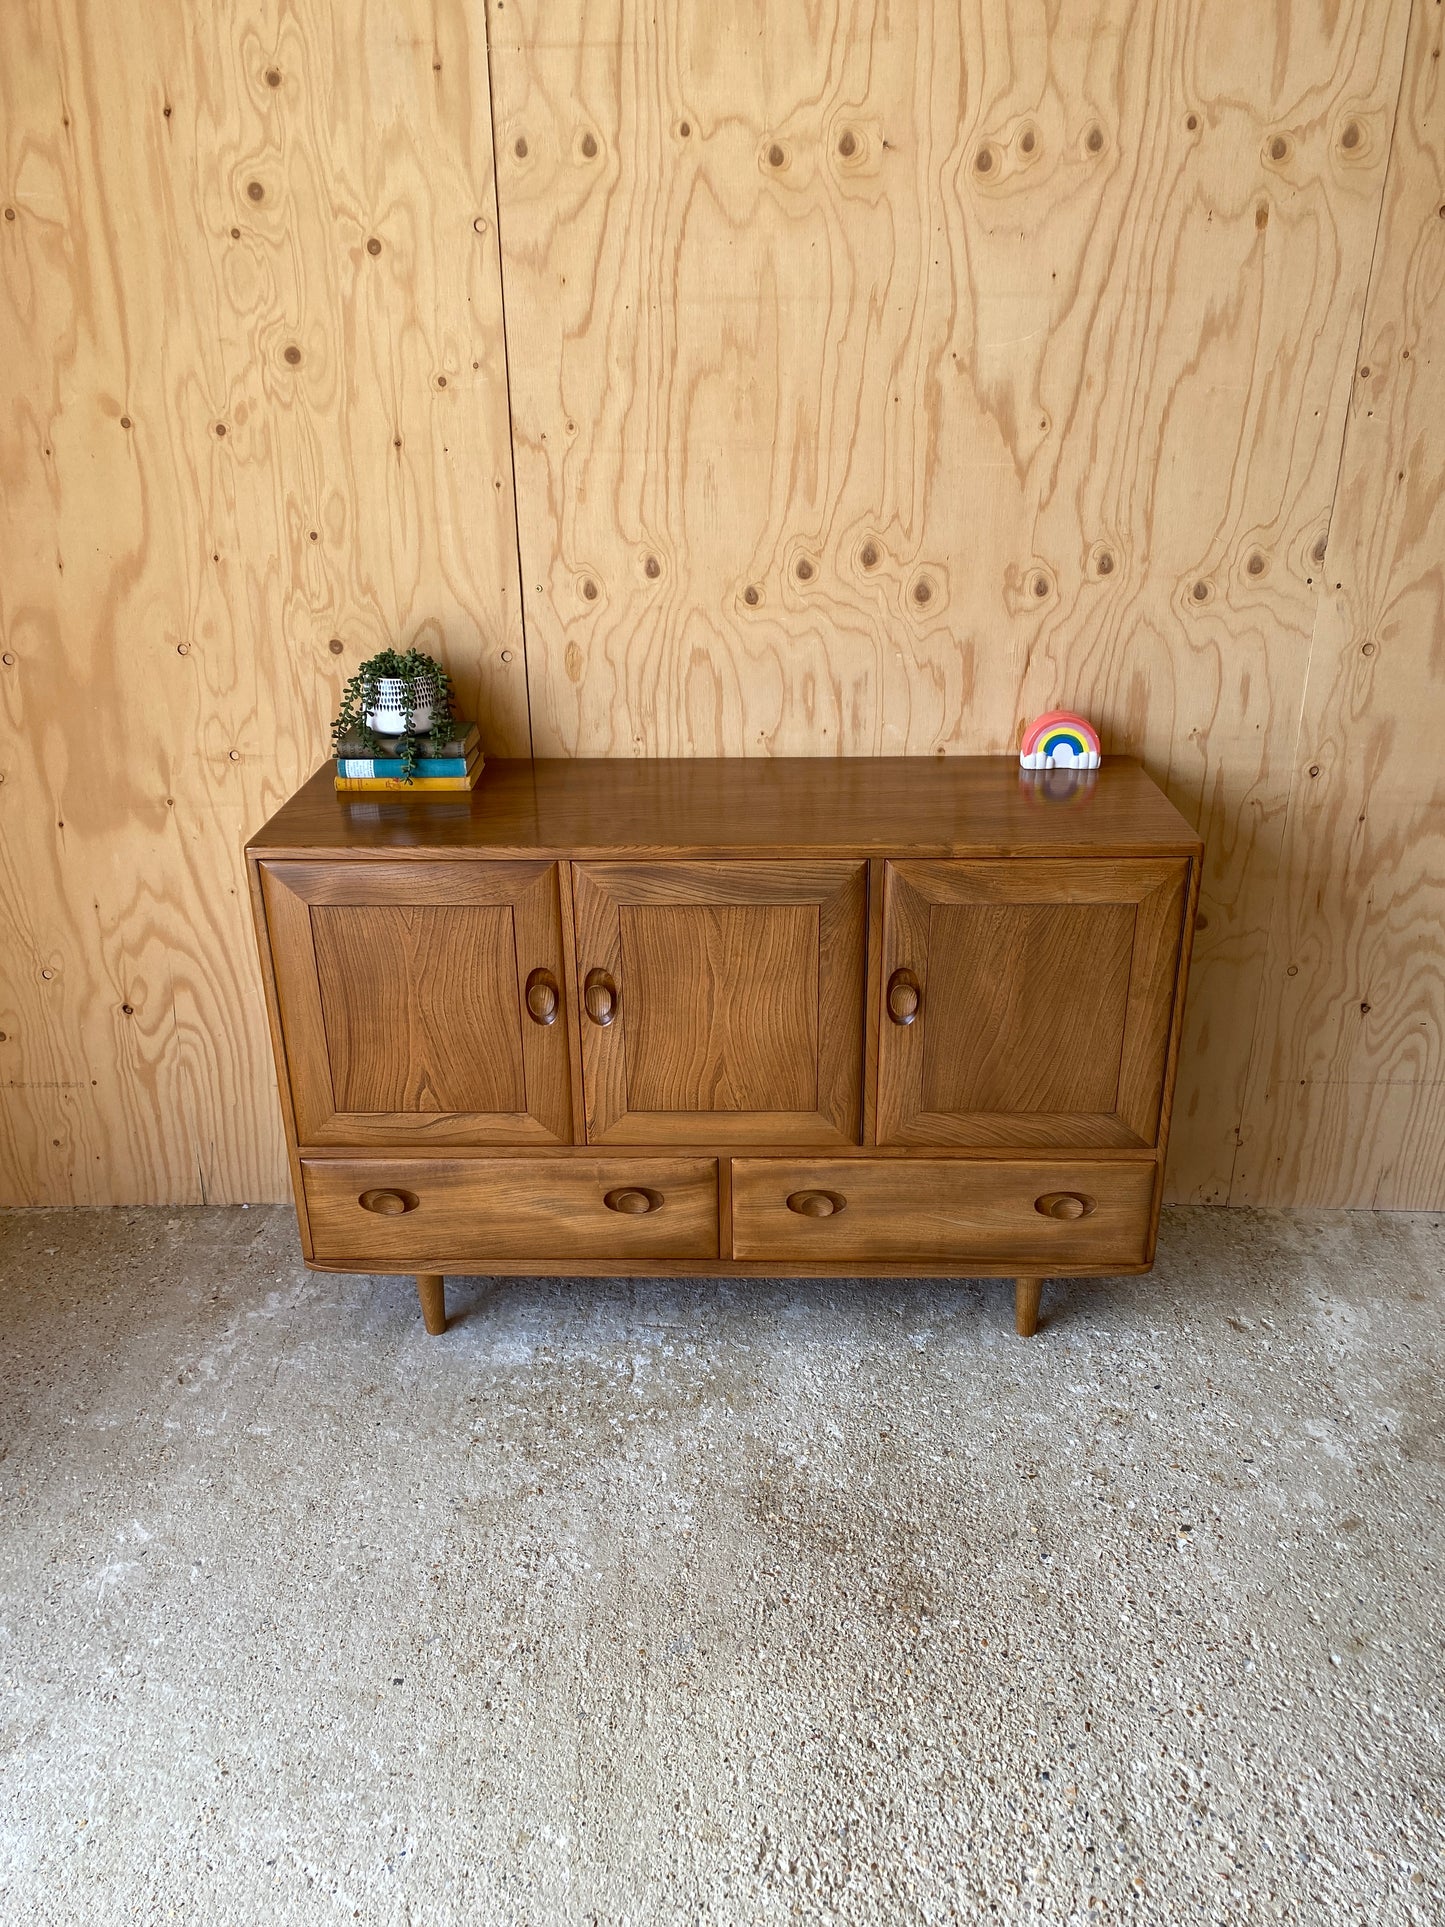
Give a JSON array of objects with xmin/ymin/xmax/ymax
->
[
  {"xmin": 333, "ymin": 729, "xmax": 479, "ymax": 761},
  {"xmin": 334, "ymin": 772, "xmax": 480, "ymax": 792},
  {"xmin": 336, "ymin": 755, "xmax": 474, "ymax": 778}
]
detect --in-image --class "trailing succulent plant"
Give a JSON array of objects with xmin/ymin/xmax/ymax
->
[{"xmin": 330, "ymin": 646, "xmax": 460, "ymax": 784}]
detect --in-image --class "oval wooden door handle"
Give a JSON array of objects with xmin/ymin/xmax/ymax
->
[
  {"xmin": 786, "ymin": 1189, "xmax": 846, "ymax": 1217},
  {"xmin": 584, "ymin": 969, "xmax": 618, "ymax": 1026},
  {"xmin": 525, "ymin": 967, "xmax": 560, "ymax": 1025},
  {"xmin": 886, "ymin": 968, "xmax": 921, "ymax": 1025},
  {"xmin": 359, "ymin": 1188, "xmax": 419, "ymax": 1216},
  {"xmin": 1034, "ymin": 1191, "xmax": 1096, "ymax": 1221},
  {"xmin": 604, "ymin": 1187, "xmax": 661, "ymax": 1215}
]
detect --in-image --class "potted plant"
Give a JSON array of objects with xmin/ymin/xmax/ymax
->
[{"xmin": 331, "ymin": 646, "xmax": 461, "ymax": 785}]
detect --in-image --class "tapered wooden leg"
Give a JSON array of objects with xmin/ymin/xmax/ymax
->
[
  {"xmin": 416, "ymin": 1273, "xmax": 447, "ymax": 1335},
  {"xmin": 1015, "ymin": 1277, "xmax": 1042, "ymax": 1338}
]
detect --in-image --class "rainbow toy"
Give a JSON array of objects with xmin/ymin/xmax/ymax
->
[{"xmin": 1019, "ymin": 709, "xmax": 1101, "ymax": 771}]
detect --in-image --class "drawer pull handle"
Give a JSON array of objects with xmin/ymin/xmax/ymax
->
[
  {"xmin": 359, "ymin": 1188, "xmax": 419, "ymax": 1216},
  {"xmin": 525, "ymin": 968, "xmax": 560, "ymax": 1025},
  {"xmin": 604, "ymin": 1187, "xmax": 661, "ymax": 1216},
  {"xmin": 584, "ymin": 969, "xmax": 618, "ymax": 1027},
  {"xmin": 1035, "ymin": 1191, "xmax": 1095, "ymax": 1221},
  {"xmin": 786, "ymin": 1189, "xmax": 846, "ymax": 1218},
  {"xmin": 886, "ymin": 968, "xmax": 921, "ymax": 1025}
]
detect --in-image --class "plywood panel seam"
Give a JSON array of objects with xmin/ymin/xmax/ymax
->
[{"xmin": 482, "ymin": 0, "xmax": 536, "ymax": 759}]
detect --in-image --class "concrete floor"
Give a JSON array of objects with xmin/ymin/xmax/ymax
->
[{"xmin": 0, "ymin": 1208, "xmax": 1441, "ymax": 1926}]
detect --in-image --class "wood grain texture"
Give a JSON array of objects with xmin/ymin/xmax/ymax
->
[
  {"xmin": 620, "ymin": 903, "xmax": 819, "ymax": 1112},
  {"xmin": 570, "ymin": 858, "xmax": 867, "ymax": 1144},
  {"xmin": 730, "ymin": 1156, "xmax": 1156, "ymax": 1267},
  {"xmin": 0, "ymin": 0, "xmax": 525, "ymax": 1204},
  {"xmin": 303, "ymin": 1154, "xmax": 721, "ymax": 1266},
  {"xmin": 261, "ymin": 858, "xmax": 573, "ymax": 1146},
  {"xmin": 1233, "ymin": 0, "xmax": 1445, "ymax": 1208},
  {"xmin": 249, "ymin": 755, "xmax": 1204, "ymax": 860},
  {"xmin": 487, "ymin": 0, "xmax": 1412, "ymax": 1204},
  {"xmin": 312, "ymin": 903, "xmax": 524, "ymax": 1114},
  {"xmin": 876, "ymin": 859, "xmax": 1188, "ymax": 1148}
]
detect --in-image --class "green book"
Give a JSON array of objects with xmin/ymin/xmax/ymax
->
[{"xmin": 333, "ymin": 720, "xmax": 479, "ymax": 760}]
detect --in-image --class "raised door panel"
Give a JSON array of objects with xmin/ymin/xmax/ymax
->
[
  {"xmin": 877, "ymin": 860, "xmax": 1187, "ymax": 1149},
  {"xmin": 261, "ymin": 861, "xmax": 572, "ymax": 1147},
  {"xmin": 572, "ymin": 861, "xmax": 867, "ymax": 1145}
]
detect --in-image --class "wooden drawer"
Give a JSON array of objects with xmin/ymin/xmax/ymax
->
[
  {"xmin": 729, "ymin": 1158, "xmax": 1156, "ymax": 1269},
  {"xmin": 303, "ymin": 1158, "xmax": 719, "ymax": 1268}
]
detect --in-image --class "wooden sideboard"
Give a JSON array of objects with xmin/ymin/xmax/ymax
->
[{"xmin": 247, "ymin": 758, "xmax": 1201, "ymax": 1336}]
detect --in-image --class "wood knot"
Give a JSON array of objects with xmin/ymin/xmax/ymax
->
[
  {"xmin": 366, "ymin": 236, "xmax": 382, "ymax": 256},
  {"xmin": 1018, "ymin": 126, "xmax": 1036, "ymax": 155},
  {"xmin": 514, "ymin": 136, "xmax": 528, "ymax": 159},
  {"xmin": 328, "ymin": 638, "xmax": 344, "ymax": 655},
  {"xmin": 912, "ymin": 576, "xmax": 934, "ymax": 605},
  {"xmin": 1341, "ymin": 120, "xmax": 1362, "ymax": 150},
  {"xmin": 176, "ymin": 642, "xmax": 190, "ymax": 655},
  {"xmin": 121, "ymin": 1003, "xmax": 135, "ymax": 1016},
  {"xmin": 644, "ymin": 554, "xmax": 661, "ymax": 578},
  {"xmin": 120, "ymin": 415, "xmax": 132, "ymax": 430},
  {"xmin": 265, "ymin": 68, "xmax": 281, "ymax": 88},
  {"xmin": 678, "ymin": 121, "xmax": 691, "ymax": 138},
  {"xmin": 1032, "ymin": 572, "xmax": 1050, "ymax": 598},
  {"xmin": 581, "ymin": 131, "xmax": 598, "ymax": 158},
  {"xmin": 743, "ymin": 584, "xmax": 760, "ymax": 606},
  {"xmin": 1186, "ymin": 113, "xmax": 1199, "ymax": 132},
  {"xmin": 1085, "ymin": 124, "xmax": 1104, "ymax": 153},
  {"xmin": 215, "ymin": 423, "xmax": 227, "ymax": 437},
  {"xmin": 1096, "ymin": 550, "xmax": 1114, "ymax": 575},
  {"xmin": 582, "ymin": 577, "xmax": 599, "ymax": 600},
  {"xmin": 837, "ymin": 129, "xmax": 857, "ymax": 158},
  {"xmin": 284, "ymin": 344, "xmax": 301, "ymax": 365},
  {"xmin": 2, "ymin": 208, "xmax": 14, "ymax": 221},
  {"xmin": 768, "ymin": 142, "xmax": 786, "ymax": 168},
  {"xmin": 1246, "ymin": 551, "xmax": 1266, "ymax": 576},
  {"xmin": 974, "ymin": 144, "xmax": 995, "ymax": 174},
  {"xmin": 1361, "ymin": 641, "xmax": 1376, "ymax": 656},
  {"xmin": 794, "ymin": 557, "xmax": 814, "ymax": 581},
  {"xmin": 859, "ymin": 542, "xmax": 878, "ymax": 570},
  {"xmin": 246, "ymin": 180, "xmax": 265, "ymax": 201},
  {"xmin": 1191, "ymin": 578, "xmax": 1211, "ymax": 602},
  {"xmin": 1268, "ymin": 134, "xmax": 1289, "ymax": 162}
]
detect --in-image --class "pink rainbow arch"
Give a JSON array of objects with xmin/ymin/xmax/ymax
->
[{"xmin": 1019, "ymin": 709, "xmax": 1101, "ymax": 770}]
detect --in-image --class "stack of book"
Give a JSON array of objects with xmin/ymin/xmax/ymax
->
[{"xmin": 334, "ymin": 722, "xmax": 484, "ymax": 793}]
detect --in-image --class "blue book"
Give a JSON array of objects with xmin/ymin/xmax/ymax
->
[{"xmin": 336, "ymin": 748, "xmax": 479, "ymax": 779}]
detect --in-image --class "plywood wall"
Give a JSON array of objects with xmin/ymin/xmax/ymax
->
[
  {"xmin": 0, "ymin": 0, "xmax": 527, "ymax": 1206},
  {"xmin": 2, "ymin": 0, "xmax": 1440, "ymax": 1209},
  {"xmin": 1233, "ymin": 0, "xmax": 1445, "ymax": 1209},
  {"xmin": 487, "ymin": 0, "xmax": 1418, "ymax": 1206}
]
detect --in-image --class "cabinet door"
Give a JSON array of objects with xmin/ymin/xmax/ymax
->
[
  {"xmin": 261, "ymin": 860, "xmax": 573, "ymax": 1146},
  {"xmin": 572, "ymin": 861, "xmax": 867, "ymax": 1146},
  {"xmin": 876, "ymin": 859, "xmax": 1188, "ymax": 1149}
]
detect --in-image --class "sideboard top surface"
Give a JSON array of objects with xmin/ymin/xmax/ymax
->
[{"xmin": 247, "ymin": 757, "xmax": 1202, "ymax": 861}]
